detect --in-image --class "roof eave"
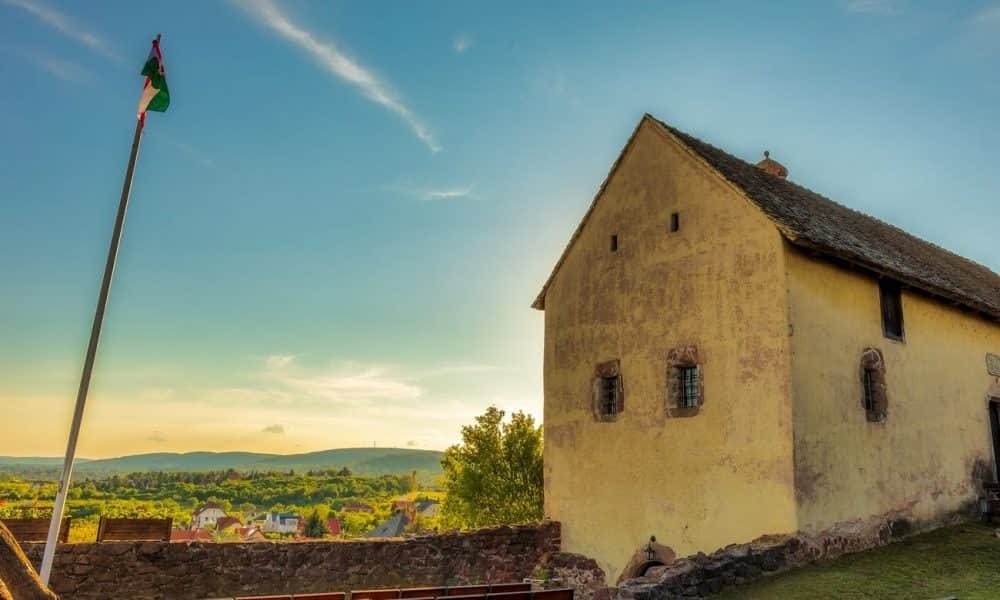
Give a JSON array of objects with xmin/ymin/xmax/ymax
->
[{"xmin": 786, "ymin": 236, "xmax": 1000, "ymax": 322}]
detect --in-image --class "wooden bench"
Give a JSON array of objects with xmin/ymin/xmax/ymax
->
[
  {"xmin": 486, "ymin": 592, "xmax": 532, "ymax": 600},
  {"xmin": 96, "ymin": 517, "xmax": 172, "ymax": 542},
  {"xmin": 350, "ymin": 590, "xmax": 401, "ymax": 600},
  {"xmin": 234, "ymin": 594, "xmax": 346, "ymax": 600},
  {"xmin": 532, "ymin": 590, "xmax": 573, "ymax": 600},
  {"xmin": 0, "ymin": 518, "xmax": 70, "ymax": 545},
  {"xmin": 400, "ymin": 588, "xmax": 445, "ymax": 599},
  {"xmin": 347, "ymin": 584, "xmax": 562, "ymax": 600},
  {"xmin": 983, "ymin": 483, "xmax": 1000, "ymax": 523},
  {"xmin": 486, "ymin": 585, "xmax": 531, "ymax": 595},
  {"xmin": 234, "ymin": 583, "xmax": 546, "ymax": 600},
  {"xmin": 447, "ymin": 587, "xmax": 490, "ymax": 597}
]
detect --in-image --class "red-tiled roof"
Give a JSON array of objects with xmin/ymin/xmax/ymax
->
[{"xmin": 170, "ymin": 528, "xmax": 213, "ymax": 542}]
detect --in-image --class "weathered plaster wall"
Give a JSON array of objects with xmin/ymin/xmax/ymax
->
[
  {"xmin": 541, "ymin": 120, "xmax": 797, "ymax": 583},
  {"xmin": 22, "ymin": 522, "xmax": 562, "ymax": 600},
  {"xmin": 785, "ymin": 247, "xmax": 1000, "ymax": 532}
]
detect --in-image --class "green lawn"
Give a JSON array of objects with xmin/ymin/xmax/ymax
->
[{"xmin": 716, "ymin": 523, "xmax": 1000, "ymax": 600}]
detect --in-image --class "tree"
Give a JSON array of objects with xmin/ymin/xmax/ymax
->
[
  {"xmin": 440, "ymin": 406, "xmax": 543, "ymax": 529},
  {"xmin": 302, "ymin": 509, "xmax": 329, "ymax": 538}
]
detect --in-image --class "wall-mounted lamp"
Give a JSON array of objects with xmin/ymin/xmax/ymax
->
[{"xmin": 644, "ymin": 535, "xmax": 657, "ymax": 561}]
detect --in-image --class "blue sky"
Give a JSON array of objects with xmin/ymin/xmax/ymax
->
[{"xmin": 2, "ymin": 0, "xmax": 998, "ymax": 457}]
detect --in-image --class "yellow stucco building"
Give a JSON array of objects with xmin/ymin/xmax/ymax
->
[{"xmin": 532, "ymin": 114, "xmax": 1000, "ymax": 583}]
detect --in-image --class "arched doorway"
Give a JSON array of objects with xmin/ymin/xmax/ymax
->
[{"xmin": 632, "ymin": 560, "xmax": 666, "ymax": 578}]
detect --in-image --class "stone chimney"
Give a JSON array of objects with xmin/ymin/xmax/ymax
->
[{"xmin": 755, "ymin": 150, "xmax": 788, "ymax": 179}]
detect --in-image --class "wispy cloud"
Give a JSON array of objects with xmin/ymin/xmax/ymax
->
[
  {"xmin": 417, "ymin": 364, "xmax": 502, "ymax": 379},
  {"xmin": 165, "ymin": 139, "xmax": 216, "ymax": 169},
  {"xmin": 146, "ymin": 431, "xmax": 168, "ymax": 443},
  {"xmin": 383, "ymin": 183, "xmax": 478, "ymax": 201},
  {"xmin": 274, "ymin": 364, "xmax": 423, "ymax": 404},
  {"xmin": 3, "ymin": 0, "xmax": 122, "ymax": 61},
  {"xmin": 262, "ymin": 424, "xmax": 286, "ymax": 434},
  {"xmin": 453, "ymin": 33, "xmax": 472, "ymax": 53},
  {"xmin": 236, "ymin": 0, "xmax": 441, "ymax": 153},
  {"xmin": 844, "ymin": 0, "xmax": 904, "ymax": 15},
  {"xmin": 24, "ymin": 53, "xmax": 91, "ymax": 82},
  {"xmin": 973, "ymin": 6, "xmax": 1000, "ymax": 26},
  {"xmin": 265, "ymin": 354, "xmax": 296, "ymax": 370},
  {"xmin": 423, "ymin": 186, "xmax": 475, "ymax": 201}
]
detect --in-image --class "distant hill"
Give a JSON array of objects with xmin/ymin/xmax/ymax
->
[
  {"xmin": 0, "ymin": 448, "xmax": 443, "ymax": 480},
  {"xmin": 0, "ymin": 456, "xmax": 91, "ymax": 466}
]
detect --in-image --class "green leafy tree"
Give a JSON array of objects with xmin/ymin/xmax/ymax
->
[
  {"xmin": 302, "ymin": 509, "xmax": 329, "ymax": 538},
  {"xmin": 440, "ymin": 406, "xmax": 544, "ymax": 529}
]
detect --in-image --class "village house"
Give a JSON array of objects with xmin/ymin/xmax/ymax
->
[
  {"xmin": 534, "ymin": 114, "xmax": 1000, "ymax": 583},
  {"xmin": 236, "ymin": 525, "xmax": 267, "ymax": 542},
  {"xmin": 214, "ymin": 516, "xmax": 242, "ymax": 533},
  {"xmin": 262, "ymin": 511, "xmax": 300, "ymax": 534},
  {"xmin": 190, "ymin": 501, "xmax": 227, "ymax": 529},
  {"xmin": 326, "ymin": 517, "xmax": 341, "ymax": 537}
]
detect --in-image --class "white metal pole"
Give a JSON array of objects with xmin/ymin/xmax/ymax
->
[{"xmin": 39, "ymin": 116, "xmax": 145, "ymax": 585}]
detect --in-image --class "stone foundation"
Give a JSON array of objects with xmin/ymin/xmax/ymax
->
[
  {"xmin": 22, "ymin": 522, "xmax": 560, "ymax": 600},
  {"xmin": 535, "ymin": 552, "xmax": 607, "ymax": 600},
  {"xmin": 615, "ymin": 511, "xmax": 970, "ymax": 599}
]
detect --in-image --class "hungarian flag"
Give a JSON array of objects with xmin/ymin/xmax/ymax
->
[{"xmin": 137, "ymin": 35, "xmax": 169, "ymax": 121}]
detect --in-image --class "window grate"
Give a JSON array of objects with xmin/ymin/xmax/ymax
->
[
  {"xmin": 680, "ymin": 366, "xmax": 699, "ymax": 408},
  {"xmin": 863, "ymin": 369, "xmax": 876, "ymax": 412}
]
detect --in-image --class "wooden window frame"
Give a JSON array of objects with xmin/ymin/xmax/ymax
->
[
  {"xmin": 666, "ymin": 346, "xmax": 703, "ymax": 418},
  {"xmin": 593, "ymin": 360, "xmax": 624, "ymax": 421}
]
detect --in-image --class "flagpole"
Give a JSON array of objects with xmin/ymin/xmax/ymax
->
[{"xmin": 39, "ymin": 115, "xmax": 146, "ymax": 585}]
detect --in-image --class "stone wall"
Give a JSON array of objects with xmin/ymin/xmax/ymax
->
[
  {"xmin": 615, "ymin": 511, "xmax": 969, "ymax": 599},
  {"xmin": 22, "ymin": 522, "xmax": 560, "ymax": 600}
]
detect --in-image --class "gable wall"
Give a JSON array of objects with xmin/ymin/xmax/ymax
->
[
  {"xmin": 541, "ymin": 120, "xmax": 797, "ymax": 582},
  {"xmin": 786, "ymin": 247, "xmax": 1000, "ymax": 532}
]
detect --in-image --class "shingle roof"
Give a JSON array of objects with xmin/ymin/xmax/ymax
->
[
  {"xmin": 215, "ymin": 516, "xmax": 241, "ymax": 530},
  {"xmin": 364, "ymin": 512, "xmax": 408, "ymax": 538},
  {"xmin": 533, "ymin": 115, "xmax": 1000, "ymax": 320}
]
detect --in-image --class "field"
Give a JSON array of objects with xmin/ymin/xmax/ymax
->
[{"xmin": 718, "ymin": 523, "xmax": 1000, "ymax": 600}]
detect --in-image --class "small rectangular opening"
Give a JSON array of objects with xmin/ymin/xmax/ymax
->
[
  {"xmin": 879, "ymin": 279, "xmax": 904, "ymax": 340},
  {"xmin": 610, "ymin": 234, "xmax": 618, "ymax": 252},
  {"xmin": 600, "ymin": 376, "xmax": 619, "ymax": 416},
  {"xmin": 670, "ymin": 212, "xmax": 680, "ymax": 232}
]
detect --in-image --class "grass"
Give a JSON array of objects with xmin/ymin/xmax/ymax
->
[{"xmin": 716, "ymin": 523, "xmax": 1000, "ymax": 600}]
